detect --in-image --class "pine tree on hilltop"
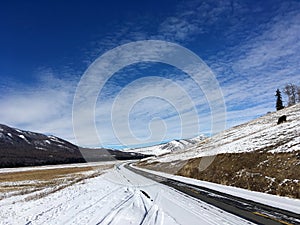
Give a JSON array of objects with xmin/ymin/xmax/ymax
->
[{"xmin": 275, "ymin": 89, "xmax": 284, "ymax": 111}]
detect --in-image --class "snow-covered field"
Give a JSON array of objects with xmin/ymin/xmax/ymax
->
[
  {"xmin": 0, "ymin": 161, "xmax": 117, "ymax": 174},
  {"xmin": 0, "ymin": 163, "xmax": 257, "ymax": 225}
]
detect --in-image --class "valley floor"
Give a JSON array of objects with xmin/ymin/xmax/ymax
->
[{"xmin": 0, "ymin": 162, "xmax": 259, "ymax": 225}]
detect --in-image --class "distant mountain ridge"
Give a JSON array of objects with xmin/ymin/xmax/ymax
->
[
  {"xmin": 123, "ymin": 135, "xmax": 206, "ymax": 156},
  {"xmin": 0, "ymin": 124, "xmax": 79, "ymax": 152},
  {"xmin": 0, "ymin": 124, "xmax": 148, "ymax": 168}
]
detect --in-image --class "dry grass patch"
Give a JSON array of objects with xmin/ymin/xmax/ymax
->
[
  {"xmin": 138, "ymin": 151, "xmax": 300, "ymax": 199},
  {"xmin": 0, "ymin": 167, "xmax": 93, "ymax": 182},
  {"xmin": 0, "ymin": 164, "xmax": 114, "ymax": 201}
]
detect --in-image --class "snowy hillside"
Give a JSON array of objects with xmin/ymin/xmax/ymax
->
[
  {"xmin": 0, "ymin": 124, "xmax": 78, "ymax": 152},
  {"xmin": 146, "ymin": 104, "xmax": 300, "ymax": 163},
  {"xmin": 123, "ymin": 135, "xmax": 206, "ymax": 156},
  {"xmin": 139, "ymin": 104, "xmax": 300, "ymax": 198},
  {"xmin": 0, "ymin": 124, "xmax": 85, "ymax": 167},
  {"xmin": 0, "ymin": 124, "xmax": 148, "ymax": 168}
]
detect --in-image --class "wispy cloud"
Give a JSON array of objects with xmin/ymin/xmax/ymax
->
[
  {"xmin": 73, "ymin": 40, "xmax": 225, "ymax": 148},
  {"xmin": 0, "ymin": 70, "xmax": 77, "ymax": 141},
  {"xmin": 205, "ymin": 0, "xmax": 300, "ymax": 127},
  {"xmin": 1, "ymin": 0, "xmax": 299, "ymax": 149},
  {"xmin": 94, "ymin": 76, "xmax": 202, "ymax": 147},
  {"xmin": 156, "ymin": 0, "xmax": 233, "ymax": 42}
]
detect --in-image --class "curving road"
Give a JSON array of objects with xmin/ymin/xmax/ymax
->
[
  {"xmin": 125, "ymin": 163, "xmax": 300, "ymax": 225},
  {"xmin": 1, "ymin": 162, "xmax": 299, "ymax": 225}
]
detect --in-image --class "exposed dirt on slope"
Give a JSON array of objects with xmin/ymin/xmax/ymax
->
[{"xmin": 138, "ymin": 151, "xmax": 300, "ymax": 199}]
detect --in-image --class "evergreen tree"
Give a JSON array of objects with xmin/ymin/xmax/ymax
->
[{"xmin": 275, "ymin": 89, "xmax": 284, "ymax": 111}]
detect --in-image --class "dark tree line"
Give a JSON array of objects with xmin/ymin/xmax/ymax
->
[{"xmin": 275, "ymin": 83, "xmax": 300, "ymax": 111}]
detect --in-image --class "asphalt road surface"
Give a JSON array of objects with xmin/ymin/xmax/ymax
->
[{"xmin": 125, "ymin": 164, "xmax": 300, "ymax": 225}]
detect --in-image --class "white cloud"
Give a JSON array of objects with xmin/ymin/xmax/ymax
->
[
  {"xmin": 0, "ymin": 71, "xmax": 77, "ymax": 142},
  {"xmin": 2, "ymin": 1, "xmax": 299, "ymax": 149},
  {"xmin": 155, "ymin": 0, "xmax": 234, "ymax": 43},
  {"xmin": 73, "ymin": 72, "xmax": 214, "ymax": 148},
  {"xmin": 205, "ymin": 1, "xmax": 300, "ymax": 128}
]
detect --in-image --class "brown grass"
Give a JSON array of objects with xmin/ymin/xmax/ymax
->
[
  {"xmin": 0, "ymin": 164, "xmax": 114, "ymax": 201},
  {"xmin": 138, "ymin": 151, "xmax": 300, "ymax": 199},
  {"xmin": 0, "ymin": 167, "xmax": 93, "ymax": 182}
]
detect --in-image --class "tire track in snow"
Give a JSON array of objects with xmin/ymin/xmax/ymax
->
[
  {"xmin": 139, "ymin": 193, "xmax": 165, "ymax": 225},
  {"xmin": 23, "ymin": 184, "xmax": 123, "ymax": 225},
  {"xmin": 94, "ymin": 188, "xmax": 166, "ymax": 225},
  {"xmin": 94, "ymin": 190, "xmax": 136, "ymax": 224},
  {"xmin": 59, "ymin": 186, "xmax": 124, "ymax": 225}
]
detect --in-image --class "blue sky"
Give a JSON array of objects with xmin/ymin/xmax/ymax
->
[{"xmin": 1, "ymin": 0, "xmax": 300, "ymax": 149}]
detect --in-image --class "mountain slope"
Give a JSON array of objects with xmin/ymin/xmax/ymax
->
[
  {"xmin": 123, "ymin": 135, "xmax": 206, "ymax": 156},
  {"xmin": 0, "ymin": 124, "xmax": 85, "ymax": 167},
  {"xmin": 0, "ymin": 124, "xmax": 148, "ymax": 168},
  {"xmin": 144, "ymin": 103, "xmax": 300, "ymax": 163},
  {"xmin": 138, "ymin": 104, "xmax": 300, "ymax": 198}
]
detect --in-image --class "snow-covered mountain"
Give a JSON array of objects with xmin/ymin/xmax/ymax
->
[
  {"xmin": 0, "ymin": 124, "xmax": 148, "ymax": 168},
  {"xmin": 0, "ymin": 124, "xmax": 84, "ymax": 167},
  {"xmin": 123, "ymin": 134, "xmax": 206, "ymax": 156},
  {"xmin": 0, "ymin": 124, "xmax": 79, "ymax": 152}
]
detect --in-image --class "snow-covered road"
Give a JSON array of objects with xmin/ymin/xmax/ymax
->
[{"xmin": 0, "ymin": 163, "xmax": 256, "ymax": 225}]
